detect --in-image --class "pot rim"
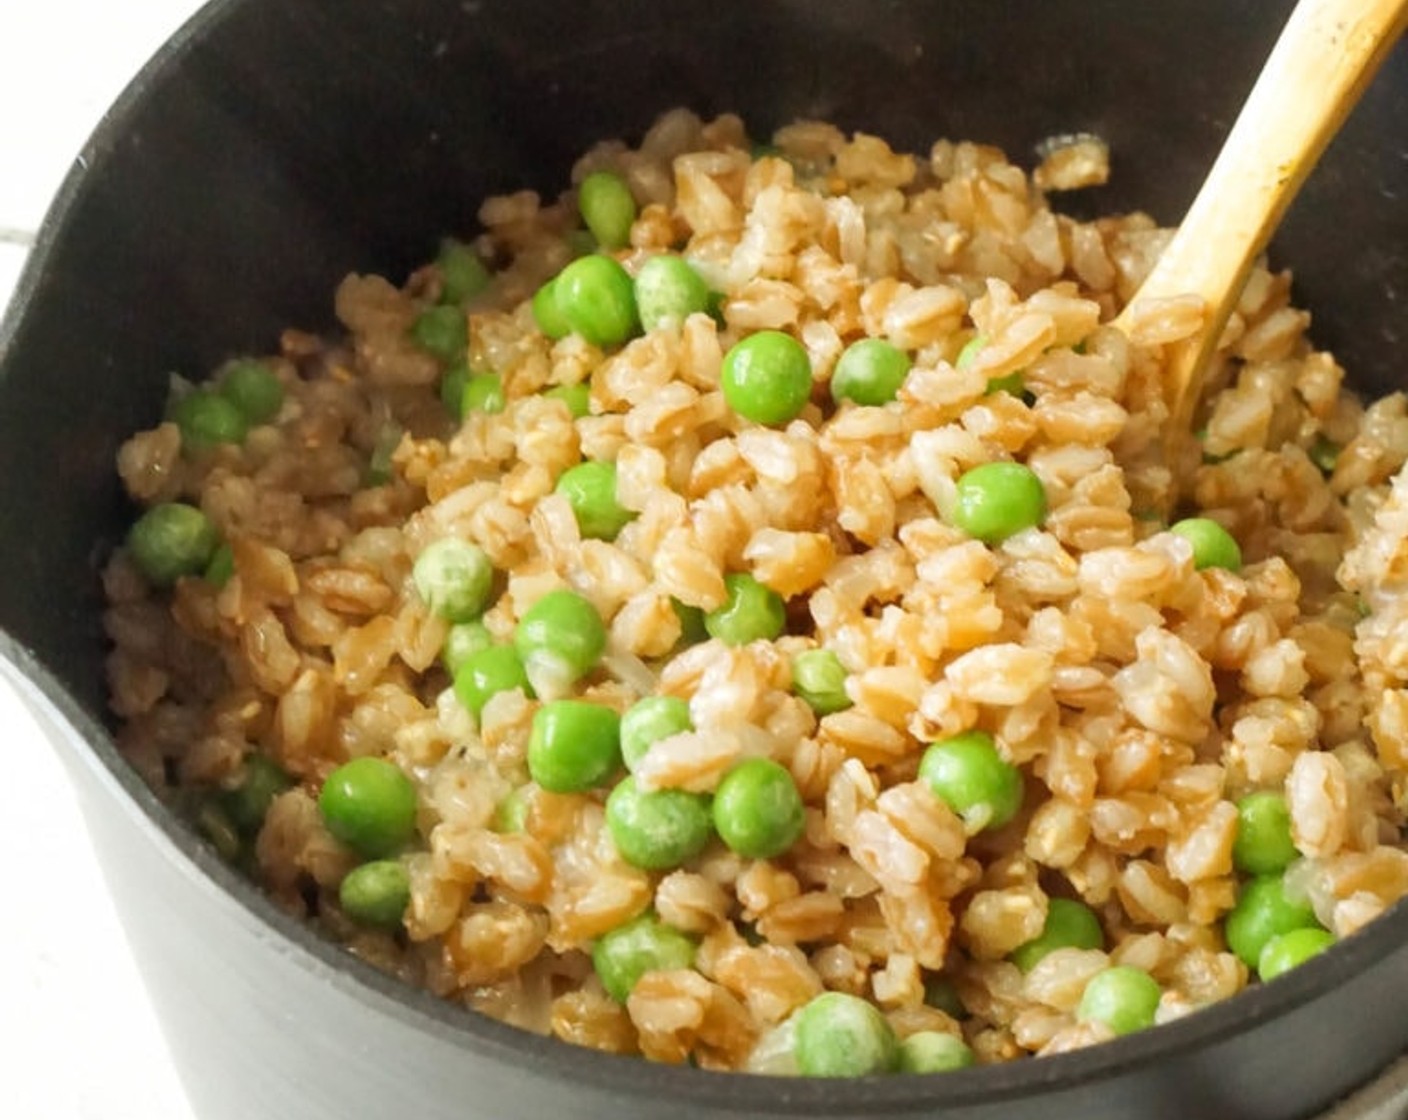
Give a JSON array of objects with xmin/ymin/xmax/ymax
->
[{"xmin": 2, "ymin": 0, "xmax": 1405, "ymax": 1111}]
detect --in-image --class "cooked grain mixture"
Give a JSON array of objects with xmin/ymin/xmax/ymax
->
[{"xmin": 104, "ymin": 109, "xmax": 1408, "ymax": 1075}]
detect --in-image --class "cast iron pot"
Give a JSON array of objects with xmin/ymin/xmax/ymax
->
[{"xmin": 1, "ymin": 1, "xmax": 1405, "ymax": 1117}]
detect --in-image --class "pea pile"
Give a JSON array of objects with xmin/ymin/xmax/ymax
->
[{"xmin": 104, "ymin": 110, "xmax": 1408, "ymax": 1075}]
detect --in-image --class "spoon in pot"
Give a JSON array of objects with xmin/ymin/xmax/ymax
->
[{"xmin": 1113, "ymin": 0, "xmax": 1408, "ymax": 443}]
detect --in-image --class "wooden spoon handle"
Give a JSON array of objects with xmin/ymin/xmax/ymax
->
[{"xmin": 1115, "ymin": 0, "xmax": 1408, "ymax": 419}]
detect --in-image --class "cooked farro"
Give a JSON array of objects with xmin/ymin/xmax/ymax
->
[{"xmin": 105, "ymin": 109, "xmax": 1408, "ymax": 1074}]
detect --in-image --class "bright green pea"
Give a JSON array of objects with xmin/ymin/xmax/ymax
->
[
  {"xmin": 704, "ymin": 573, "xmax": 786, "ymax": 647},
  {"xmin": 620, "ymin": 695, "xmax": 694, "ymax": 773},
  {"xmin": 1077, "ymin": 966, "xmax": 1161, "ymax": 1036},
  {"xmin": 494, "ymin": 786, "xmax": 529, "ymax": 834},
  {"xmin": 553, "ymin": 255, "xmax": 640, "ymax": 347},
  {"xmin": 955, "ymin": 335, "xmax": 986, "ymax": 369},
  {"xmin": 514, "ymin": 588, "xmax": 608, "ymax": 693},
  {"xmin": 831, "ymin": 338, "xmax": 911, "ymax": 407},
  {"xmin": 527, "ymin": 700, "xmax": 622, "ymax": 793},
  {"xmin": 986, "ymin": 372, "xmax": 1025, "ymax": 397},
  {"xmin": 950, "ymin": 462, "xmax": 1047, "ymax": 544},
  {"xmin": 172, "ymin": 390, "xmax": 249, "ymax": 450},
  {"xmin": 791, "ymin": 649, "xmax": 852, "ymax": 716},
  {"xmin": 1169, "ymin": 517, "xmax": 1242, "ymax": 572},
  {"xmin": 413, "ymin": 538, "xmax": 494, "ymax": 623},
  {"xmin": 127, "ymin": 502, "xmax": 221, "ymax": 587},
  {"xmin": 533, "ymin": 279, "xmax": 572, "ymax": 341},
  {"xmin": 712, "ymin": 757, "xmax": 805, "ymax": 859},
  {"xmin": 635, "ymin": 255, "xmax": 711, "ymax": 331},
  {"xmin": 441, "ymin": 362, "xmax": 469, "ymax": 418},
  {"xmin": 1258, "ymin": 927, "xmax": 1336, "ymax": 981},
  {"xmin": 578, "ymin": 170, "xmax": 638, "ymax": 251},
  {"xmin": 1009, "ymin": 898, "xmax": 1105, "ymax": 971},
  {"xmin": 543, "ymin": 383, "xmax": 591, "ymax": 419},
  {"xmin": 221, "ymin": 753, "xmax": 292, "ymax": 834},
  {"xmin": 219, "ymin": 360, "xmax": 284, "ymax": 424},
  {"xmin": 318, "ymin": 757, "xmax": 418, "ymax": 859},
  {"xmin": 462, "ymin": 372, "xmax": 506, "ymax": 415},
  {"xmin": 438, "ymin": 239, "xmax": 492, "ymax": 305},
  {"xmin": 339, "ymin": 859, "xmax": 411, "ymax": 929},
  {"xmin": 1233, "ymin": 791, "xmax": 1299, "ymax": 876},
  {"xmin": 410, "ymin": 305, "xmax": 468, "ymax": 362},
  {"xmin": 204, "ymin": 542, "xmax": 235, "ymax": 588},
  {"xmin": 1309, "ymin": 436, "xmax": 1340, "ymax": 475},
  {"xmin": 923, "ymin": 975, "xmax": 967, "ymax": 1019},
  {"xmin": 919, "ymin": 730, "xmax": 1023, "ymax": 833},
  {"xmin": 897, "ymin": 1031, "xmax": 976, "ymax": 1074},
  {"xmin": 441, "ymin": 620, "xmax": 494, "ymax": 676},
  {"xmin": 721, "ymin": 330, "xmax": 813, "ymax": 426},
  {"xmin": 671, "ymin": 599, "xmax": 708, "ymax": 646},
  {"xmin": 1224, "ymin": 875, "xmax": 1322, "ymax": 968},
  {"xmin": 606, "ymin": 776, "xmax": 713, "ymax": 870},
  {"xmin": 794, "ymin": 992, "xmax": 899, "ymax": 1077},
  {"xmin": 452, "ymin": 644, "xmax": 533, "ymax": 719},
  {"xmin": 592, "ymin": 913, "xmax": 697, "ymax": 1003},
  {"xmin": 556, "ymin": 460, "xmax": 637, "ymax": 541}
]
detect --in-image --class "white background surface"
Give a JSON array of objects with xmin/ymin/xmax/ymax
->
[{"xmin": 0, "ymin": 3, "xmax": 207, "ymax": 1116}]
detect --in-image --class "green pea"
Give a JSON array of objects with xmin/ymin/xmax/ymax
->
[
  {"xmin": 1009, "ymin": 898, "xmax": 1104, "ymax": 971},
  {"xmin": 441, "ymin": 362, "xmax": 469, "ymax": 418},
  {"xmin": 318, "ymin": 757, "xmax": 419, "ymax": 859},
  {"xmin": 1232, "ymin": 791, "xmax": 1299, "ymax": 876},
  {"xmin": 1309, "ymin": 435, "xmax": 1340, "ymax": 475},
  {"xmin": 1258, "ymin": 927, "xmax": 1336, "ymax": 981},
  {"xmin": 794, "ymin": 992, "xmax": 899, "ymax": 1077},
  {"xmin": 712, "ymin": 757, "xmax": 805, "ymax": 859},
  {"xmin": 412, "ymin": 538, "xmax": 495, "ymax": 623},
  {"xmin": 441, "ymin": 620, "xmax": 494, "ymax": 677},
  {"xmin": 204, "ymin": 541, "xmax": 235, "ymax": 588},
  {"xmin": 922, "ymin": 975, "xmax": 967, "ymax": 1019},
  {"xmin": 543, "ymin": 383, "xmax": 591, "ymax": 419},
  {"xmin": 555, "ymin": 460, "xmax": 637, "ymax": 541},
  {"xmin": 578, "ymin": 170, "xmax": 638, "ymax": 251},
  {"xmin": 127, "ymin": 502, "xmax": 221, "ymax": 587},
  {"xmin": 533, "ymin": 279, "xmax": 572, "ymax": 341},
  {"xmin": 1169, "ymin": 517, "xmax": 1242, "ymax": 572},
  {"xmin": 195, "ymin": 799, "xmax": 243, "ymax": 862},
  {"xmin": 592, "ymin": 912, "xmax": 697, "ymax": 1003},
  {"xmin": 527, "ymin": 700, "xmax": 622, "ymax": 793},
  {"xmin": 721, "ymin": 330, "xmax": 813, "ymax": 426},
  {"xmin": 172, "ymin": 390, "xmax": 249, "ymax": 450},
  {"xmin": 339, "ymin": 859, "xmax": 411, "ymax": 929},
  {"xmin": 950, "ymin": 462, "xmax": 1047, "ymax": 544},
  {"xmin": 985, "ymin": 372, "xmax": 1025, "ymax": 397},
  {"xmin": 918, "ymin": 730, "xmax": 1023, "ymax": 832},
  {"xmin": 1224, "ymin": 875, "xmax": 1322, "ymax": 968},
  {"xmin": 219, "ymin": 360, "xmax": 284, "ymax": 425},
  {"xmin": 221, "ymin": 753, "xmax": 292, "ymax": 834},
  {"xmin": 704, "ymin": 572, "xmax": 786, "ymax": 646},
  {"xmin": 955, "ymin": 335, "xmax": 987, "ymax": 369},
  {"xmin": 671, "ymin": 598, "xmax": 708, "ymax": 646},
  {"xmin": 634, "ymin": 255, "xmax": 712, "ymax": 331},
  {"xmin": 410, "ymin": 305, "xmax": 468, "ymax": 363},
  {"xmin": 897, "ymin": 1031, "xmax": 976, "ymax": 1074},
  {"xmin": 514, "ymin": 588, "xmax": 608, "ymax": 691},
  {"xmin": 462, "ymin": 373, "xmax": 506, "ymax": 415},
  {"xmin": 1077, "ymin": 966, "xmax": 1161, "ymax": 1036},
  {"xmin": 494, "ymin": 786, "xmax": 529, "ymax": 833},
  {"xmin": 438, "ymin": 239, "xmax": 492, "ymax": 305},
  {"xmin": 830, "ymin": 338, "xmax": 911, "ymax": 407},
  {"xmin": 791, "ymin": 649, "xmax": 852, "ymax": 716},
  {"xmin": 553, "ymin": 255, "xmax": 640, "ymax": 347},
  {"xmin": 620, "ymin": 695, "xmax": 694, "ymax": 773},
  {"xmin": 606, "ymin": 776, "xmax": 713, "ymax": 870},
  {"xmin": 452, "ymin": 644, "xmax": 534, "ymax": 719}
]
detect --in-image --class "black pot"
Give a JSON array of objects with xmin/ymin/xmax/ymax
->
[{"xmin": 1, "ymin": 2, "xmax": 1405, "ymax": 1117}]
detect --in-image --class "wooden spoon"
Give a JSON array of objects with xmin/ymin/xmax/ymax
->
[{"xmin": 1114, "ymin": 0, "xmax": 1408, "ymax": 436}]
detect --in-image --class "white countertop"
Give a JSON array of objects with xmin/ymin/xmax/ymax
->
[
  {"xmin": 1, "ymin": 5, "xmax": 1406, "ymax": 1120},
  {"xmin": 0, "ymin": 4, "xmax": 205, "ymax": 1116}
]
